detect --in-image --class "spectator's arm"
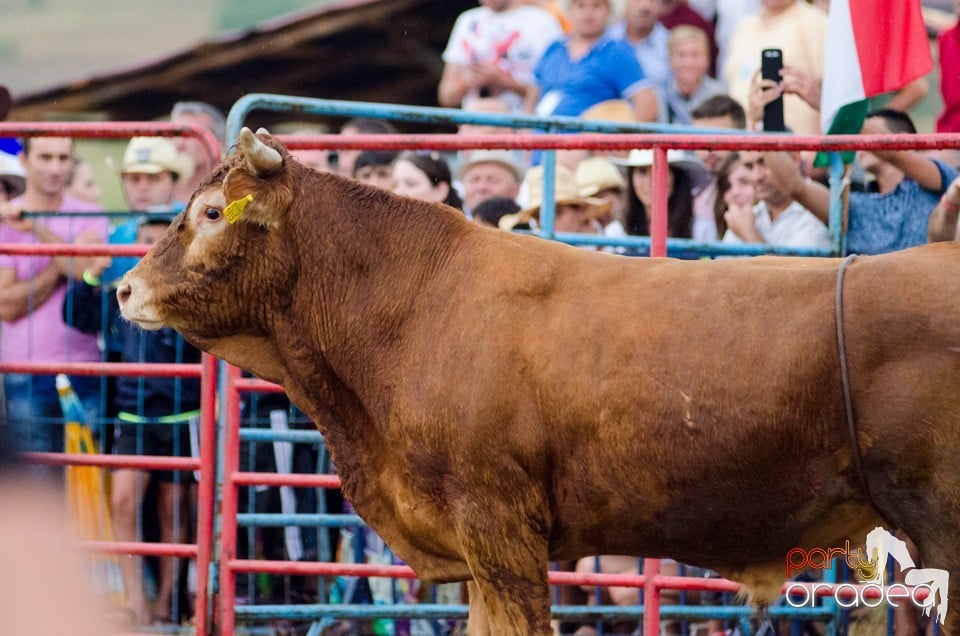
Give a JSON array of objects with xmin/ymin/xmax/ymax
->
[
  {"xmin": 438, "ymin": 63, "xmax": 470, "ymax": 108},
  {"xmin": 928, "ymin": 175, "xmax": 960, "ymax": 242},
  {"xmin": 63, "ymin": 279, "xmax": 103, "ymax": 333},
  {"xmin": 877, "ymin": 151, "xmax": 944, "ymax": 192},
  {"xmin": 524, "ymin": 85, "xmax": 541, "ymax": 114},
  {"xmin": 0, "ymin": 265, "xmax": 62, "ymax": 323},
  {"xmin": 747, "ymin": 71, "xmax": 783, "ymax": 130},
  {"xmin": 763, "ymin": 151, "xmax": 830, "ymax": 224},
  {"xmin": 0, "ymin": 204, "xmax": 102, "ymax": 280},
  {"xmin": 780, "ymin": 65, "xmax": 821, "ymax": 113},
  {"xmin": 629, "ymin": 87, "xmax": 659, "ymax": 123},
  {"xmin": 472, "ymin": 63, "xmax": 531, "ymax": 97},
  {"xmin": 885, "ymin": 76, "xmax": 930, "ymax": 113},
  {"xmin": 723, "ymin": 204, "xmax": 765, "ymax": 243},
  {"xmin": 861, "ymin": 117, "xmax": 944, "ymax": 192},
  {"xmin": 31, "ymin": 224, "xmax": 103, "ymax": 280}
]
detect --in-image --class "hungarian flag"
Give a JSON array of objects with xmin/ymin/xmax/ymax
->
[{"xmin": 817, "ymin": 0, "xmax": 932, "ymax": 164}]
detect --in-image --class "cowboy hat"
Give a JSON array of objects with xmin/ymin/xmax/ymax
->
[
  {"xmin": 611, "ymin": 149, "xmax": 711, "ymax": 192},
  {"xmin": 499, "ymin": 164, "xmax": 611, "ymax": 230},
  {"xmin": 108, "ymin": 137, "xmax": 195, "ymax": 183}
]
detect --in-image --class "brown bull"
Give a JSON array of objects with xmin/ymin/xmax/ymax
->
[{"xmin": 118, "ymin": 128, "xmax": 960, "ymax": 634}]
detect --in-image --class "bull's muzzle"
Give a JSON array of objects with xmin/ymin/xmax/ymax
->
[{"xmin": 116, "ymin": 277, "xmax": 164, "ymax": 330}]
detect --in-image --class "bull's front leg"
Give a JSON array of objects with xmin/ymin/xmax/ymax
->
[
  {"xmin": 466, "ymin": 560, "xmax": 552, "ymax": 634},
  {"xmin": 465, "ymin": 581, "xmax": 491, "ymax": 636},
  {"xmin": 458, "ymin": 512, "xmax": 553, "ymax": 635}
]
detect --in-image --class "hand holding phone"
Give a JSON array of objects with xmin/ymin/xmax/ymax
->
[{"xmin": 760, "ymin": 48, "xmax": 785, "ymax": 132}]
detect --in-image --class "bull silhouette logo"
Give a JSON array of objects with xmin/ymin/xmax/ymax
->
[{"xmin": 863, "ymin": 527, "xmax": 949, "ymax": 625}]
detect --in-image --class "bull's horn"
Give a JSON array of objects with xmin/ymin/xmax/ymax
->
[{"xmin": 239, "ymin": 127, "xmax": 282, "ymax": 177}]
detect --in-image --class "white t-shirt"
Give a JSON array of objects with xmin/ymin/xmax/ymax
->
[
  {"xmin": 722, "ymin": 200, "xmax": 831, "ymax": 249},
  {"xmin": 442, "ymin": 5, "xmax": 563, "ymax": 111}
]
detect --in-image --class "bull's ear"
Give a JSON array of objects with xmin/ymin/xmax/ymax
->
[{"xmin": 239, "ymin": 127, "xmax": 282, "ymax": 177}]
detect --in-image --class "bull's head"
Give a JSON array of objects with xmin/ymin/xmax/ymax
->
[{"xmin": 117, "ymin": 128, "xmax": 304, "ymax": 369}]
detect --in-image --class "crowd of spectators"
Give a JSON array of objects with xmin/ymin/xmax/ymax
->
[{"xmin": 1, "ymin": 0, "xmax": 960, "ymax": 633}]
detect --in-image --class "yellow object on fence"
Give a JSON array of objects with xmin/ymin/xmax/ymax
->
[{"xmin": 58, "ymin": 374, "xmax": 124, "ymax": 603}]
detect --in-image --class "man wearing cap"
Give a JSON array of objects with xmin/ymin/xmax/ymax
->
[
  {"xmin": 102, "ymin": 137, "xmax": 194, "ymax": 284},
  {"xmin": 0, "ymin": 136, "xmax": 108, "ymax": 465},
  {"xmin": 459, "ymin": 149, "xmax": 525, "ymax": 216},
  {"xmin": 115, "ymin": 137, "xmax": 193, "ymax": 214}
]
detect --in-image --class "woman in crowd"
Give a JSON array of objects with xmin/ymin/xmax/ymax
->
[
  {"xmin": 713, "ymin": 152, "xmax": 757, "ymax": 238},
  {"xmin": 615, "ymin": 148, "xmax": 709, "ymax": 238},
  {"xmin": 392, "ymin": 151, "xmax": 463, "ymax": 210}
]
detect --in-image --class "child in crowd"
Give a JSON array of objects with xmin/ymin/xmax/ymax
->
[{"xmin": 64, "ymin": 214, "xmax": 200, "ymax": 627}]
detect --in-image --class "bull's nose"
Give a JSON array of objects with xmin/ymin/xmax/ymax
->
[{"xmin": 116, "ymin": 282, "xmax": 131, "ymax": 307}]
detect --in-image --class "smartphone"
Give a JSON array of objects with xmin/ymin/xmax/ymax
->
[{"xmin": 760, "ymin": 48, "xmax": 785, "ymax": 132}]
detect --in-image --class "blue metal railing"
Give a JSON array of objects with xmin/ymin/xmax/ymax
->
[{"xmin": 224, "ymin": 93, "xmax": 845, "ymax": 258}]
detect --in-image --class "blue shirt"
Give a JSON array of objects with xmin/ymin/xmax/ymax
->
[
  {"xmin": 847, "ymin": 159, "xmax": 958, "ymax": 255},
  {"xmin": 608, "ymin": 21, "xmax": 671, "ymax": 91},
  {"xmin": 103, "ymin": 203, "xmax": 185, "ymax": 284},
  {"xmin": 534, "ymin": 34, "xmax": 646, "ymax": 118}
]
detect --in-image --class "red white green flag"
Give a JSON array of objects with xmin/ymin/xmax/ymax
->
[{"xmin": 817, "ymin": 0, "xmax": 932, "ymax": 164}]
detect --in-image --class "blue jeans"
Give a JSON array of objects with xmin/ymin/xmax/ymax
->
[{"xmin": 4, "ymin": 374, "xmax": 103, "ymax": 477}]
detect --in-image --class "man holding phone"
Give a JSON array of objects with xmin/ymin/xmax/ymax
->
[{"xmin": 723, "ymin": 0, "xmax": 827, "ymax": 134}]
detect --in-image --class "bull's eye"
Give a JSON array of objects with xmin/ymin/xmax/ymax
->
[{"xmin": 204, "ymin": 207, "xmax": 222, "ymax": 221}]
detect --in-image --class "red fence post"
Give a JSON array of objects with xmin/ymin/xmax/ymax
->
[
  {"xmin": 194, "ymin": 353, "xmax": 218, "ymax": 636},
  {"xmin": 643, "ymin": 557, "xmax": 662, "ymax": 636},
  {"xmin": 218, "ymin": 363, "xmax": 243, "ymax": 635},
  {"xmin": 650, "ymin": 148, "xmax": 669, "ymax": 258}
]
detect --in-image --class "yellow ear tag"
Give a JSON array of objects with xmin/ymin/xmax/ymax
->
[{"xmin": 223, "ymin": 194, "xmax": 253, "ymax": 224}]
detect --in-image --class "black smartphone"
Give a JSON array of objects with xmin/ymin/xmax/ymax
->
[{"xmin": 761, "ymin": 48, "xmax": 785, "ymax": 132}]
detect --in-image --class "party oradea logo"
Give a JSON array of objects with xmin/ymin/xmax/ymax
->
[{"xmin": 784, "ymin": 527, "xmax": 948, "ymax": 624}]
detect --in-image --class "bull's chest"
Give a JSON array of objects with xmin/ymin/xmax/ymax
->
[{"xmin": 338, "ymin": 455, "xmax": 468, "ymax": 579}]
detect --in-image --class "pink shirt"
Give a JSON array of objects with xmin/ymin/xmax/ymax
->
[{"xmin": 0, "ymin": 195, "xmax": 108, "ymax": 362}]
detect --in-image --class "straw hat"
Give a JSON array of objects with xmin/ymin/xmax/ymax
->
[
  {"xmin": 499, "ymin": 165, "xmax": 611, "ymax": 230},
  {"xmin": 611, "ymin": 149, "xmax": 711, "ymax": 192},
  {"xmin": 108, "ymin": 137, "xmax": 195, "ymax": 183},
  {"xmin": 581, "ymin": 99, "xmax": 636, "ymax": 123},
  {"xmin": 575, "ymin": 156, "xmax": 626, "ymax": 198},
  {"xmin": 0, "ymin": 151, "xmax": 25, "ymax": 198}
]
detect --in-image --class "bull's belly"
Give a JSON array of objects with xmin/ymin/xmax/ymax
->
[{"xmin": 546, "ymin": 476, "xmax": 881, "ymax": 576}]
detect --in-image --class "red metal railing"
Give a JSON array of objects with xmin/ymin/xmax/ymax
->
[
  {"xmin": 0, "ymin": 121, "xmax": 220, "ymax": 168},
  {"xmin": 0, "ymin": 227, "xmax": 217, "ymax": 636}
]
